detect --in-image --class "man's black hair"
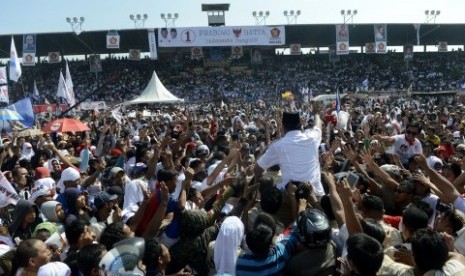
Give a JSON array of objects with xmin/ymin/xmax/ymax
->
[
  {"xmin": 360, "ymin": 219, "xmax": 385, "ymax": 245},
  {"xmin": 143, "ymin": 238, "xmax": 162, "ymax": 270},
  {"xmin": 157, "ymin": 168, "xmax": 177, "ymax": 183},
  {"xmin": 260, "ymin": 186, "xmax": 282, "ymax": 214},
  {"xmin": 253, "ymin": 213, "xmax": 277, "ymax": 237},
  {"xmin": 65, "ymin": 219, "xmax": 88, "ymax": 246},
  {"xmin": 99, "ymin": 222, "xmax": 127, "ymax": 250},
  {"xmin": 77, "ymin": 244, "xmax": 106, "ymax": 275},
  {"xmin": 15, "ymin": 239, "xmax": 40, "ymax": 268},
  {"xmin": 402, "ymin": 203, "xmax": 430, "ymax": 235},
  {"xmin": 246, "ymin": 224, "xmax": 274, "ymax": 256},
  {"xmin": 411, "ymin": 228, "xmax": 449, "ymax": 273},
  {"xmin": 346, "ymin": 233, "xmax": 384, "ymax": 276}
]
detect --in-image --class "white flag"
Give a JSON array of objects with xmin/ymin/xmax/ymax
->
[
  {"xmin": 56, "ymin": 71, "xmax": 73, "ymax": 105},
  {"xmin": 65, "ymin": 61, "xmax": 76, "ymax": 106},
  {"xmin": 9, "ymin": 37, "xmax": 22, "ymax": 82},
  {"xmin": 33, "ymin": 80, "xmax": 40, "ymax": 99},
  {"xmin": 111, "ymin": 105, "xmax": 123, "ymax": 124}
]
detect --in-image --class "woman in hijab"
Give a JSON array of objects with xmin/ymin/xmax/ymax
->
[
  {"xmin": 41, "ymin": 201, "xmax": 66, "ymax": 232},
  {"xmin": 8, "ymin": 199, "xmax": 42, "ymax": 244},
  {"xmin": 63, "ymin": 188, "xmax": 91, "ymax": 223},
  {"xmin": 209, "ymin": 216, "xmax": 244, "ymax": 275},
  {"xmin": 20, "ymin": 142, "xmax": 35, "ymax": 161}
]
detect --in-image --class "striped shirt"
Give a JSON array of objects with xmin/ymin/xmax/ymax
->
[{"xmin": 236, "ymin": 229, "xmax": 299, "ymax": 276}]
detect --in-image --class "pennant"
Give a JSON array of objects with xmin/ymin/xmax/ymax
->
[
  {"xmin": 191, "ymin": 47, "xmax": 204, "ymax": 58},
  {"xmin": 0, "ymin": 67, "xmax": 6, "ymax": 84},
  {"xmin": 48, "ymin": 52, "xmax": 61, "ymax": 63},
  {"xmin": 147, "ymin": 29, "xmax": 158, "ymax": 60},
  {"xmin": 290, "ymin": 44, "xmax": 302, "ymax": 55},
  {"xmin": 22, "ymin": 53, "xmax": 35, "ymax": 67},
  {"xmin": 365, "ymin": 43, "xmax": 375, "ymax": 54},
  {"xmin": 129, "ymin": 49, "xmax": 141, "ymax": 61},
  {"xmin": 65, "ymin": 61, "xmax": 76, "ymax": 106},
  {"xmin": 438, "ymin": 42, "xmax": 448, "ymax": 52},
  {"xmin": 374, "ymin": 24, "xmax": 387, "ymax": 54},
  {"xmin": 89, "ymin": 55, "xmax": 102, "ymax": 73},
  {"xmin": 9, "ymin": 37, "xmax": 22, "ymax": 82},
  {"xmin": 231, "ymin": 46, "xmax": 243, "ymax": 58},
  {"xmin": 0, "ymin": 86, "xmax": 8, "ymax": 104},
  {"xmin": 106, "ymin": 30, "xmax": 120, "ymax": 49},
  {"xmin": 336, "ymin": 24, "xmax": 350, "ymax": 55},
  {"xmin": 0, "ymin": 172, "xmax": 20, "ymax": 207},
  {"xmin": 404, "ymin": 45, "xmax": 414, "ymax": 61}
]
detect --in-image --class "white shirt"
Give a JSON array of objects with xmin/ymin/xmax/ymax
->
[
  {"xmin": 393, "ymin": 134, "xmax": 423, "ymax": 164},
  {"xmin": 257, "ymin": 128, "xmax": 324, "ymax": 196}
]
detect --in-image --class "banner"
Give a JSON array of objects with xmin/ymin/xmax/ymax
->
[
  {"xmin": 335, "ymin": 24, "xmax": 349, "ymax": 55},
  {"xmin": 290, "ymin": 44, "xmax": 301, "ymax": 55},
  {"xmin": 404, "ymin": 45, "xmax": 414, "ymax": 61},
  {"xmin": 106, "ymin": 30, "xmax": 120, "ymax": 49},
  {"xmin": 78, "ymin": 101, "xmax": 107, "ymax": 110},
  {"xmin": 0, "ymin": 172, "xmax": 20, "ymax": 207},
  {"xmin": 191, "ymin": 47, "xmax": 204, "ymax": 58},
  {"xmin": 129, "ymin": 49, "xmax": 141, "ymax": 61},
  {"xmin": 148, "ymin": 29, "xmax": 158, "ymax": 60},
  {"xmin": 374, "ymin": 24, "xmax": 387, "ymax": 54},
  {"xmin": 438, "ymin": 41, "xmax": 448, "ymax": 52},
  {"xmin": 250, "ymin": 49, "xmax": 263, "ymax": 64},
  {"xmin": 22, "ymin": 53, "xmax": 35, "ymax": 66},
  {"xmin": 231, "ymin": 46, "xmax": 243, "ymax": 58},
  {"xmin": 48, "ymin": 52, "xmax": 61, "ymax": 63},
  {"xmin": 89, "ymin": 55, "xmax": 102, "ymax": 73},
  {"xmin": 158, "ymin": 26, "xmax": 286, "ymax": 47},
  {"xmin": 22, "ymin": 34, "xmax": 36, "ymax": 66},
  {"xmin": 365, "ymin": 43, "xmax": 375, "ymax": 54}
]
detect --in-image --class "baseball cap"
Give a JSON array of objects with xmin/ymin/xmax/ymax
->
[
  {"xmin": 29, "ymin": 185, "xmax": 51, "ymax": 203},
  {"xmin": 35, "ymin": 167, "xmax": 51, "ymax": 180},
  {"xmin": 109, "ymin": 167, "xmax": 125, "ymax": 178},
  {"xmin": 93, "ymin": 191, "xmax": 118, "ymax": 210}
]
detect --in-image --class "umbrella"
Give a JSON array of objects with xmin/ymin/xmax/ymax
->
[
  {"xmin": 17, "ymin": 128, "xmax": 44, "ymax": 137},
  {"xmin": 0, "ymin": 109, "xmax": 24, "ymax": 121},
  {"xmin": 42, "ymin": 118, "xmax": 90, "ymax": 133}
]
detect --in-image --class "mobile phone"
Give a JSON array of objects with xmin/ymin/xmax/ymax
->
[{"xmin": 347, "ymin": 172, "xmax": 360, "ymax": 188}]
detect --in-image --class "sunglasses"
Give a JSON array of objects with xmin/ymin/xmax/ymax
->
[{"xmin": 406, "ymin": 130, "xmax": 418, "ymax": 136}]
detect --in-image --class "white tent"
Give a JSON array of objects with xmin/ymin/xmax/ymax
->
[{"xmin": 124, "ymin": 71, "xmax": 184, "ymax": 105}]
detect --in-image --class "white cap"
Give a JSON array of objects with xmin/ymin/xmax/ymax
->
[{"xmin": 56, "ymin": 167, "xmax": 80, "ymax": 193}]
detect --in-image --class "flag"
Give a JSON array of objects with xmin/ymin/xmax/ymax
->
[
  {"xmin": 335, "ymin": 86, "xmax": 341, "ymax": 115},
  {"xmin": 65, "ymin": 61, "xmax": 76, "ymax": 106},
  {"xmin": 4, "ymin": 97, "xmax": 35, "ymax": 131},
  {"xmin": 9, "ymin": 37, "xmax": 21, "ymax": 82},
  {"xmin": 111, "ymin": 105, "xmax": 123, "ymax": 124},
  {"xmin": 56, "ymin": 71, "xmax": 74, "ymax": 106},
  {"xmin": 0, "ymin": 172, "xmax": 20, "ymax": 207},
  {"xmin": 33, "ymin": 80, "xmax": 40, "ymax": 101}
]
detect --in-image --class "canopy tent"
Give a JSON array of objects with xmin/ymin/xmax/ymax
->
[{"xmin": 124, "ymin": 71, "xmax": 184, "ymax": 105}]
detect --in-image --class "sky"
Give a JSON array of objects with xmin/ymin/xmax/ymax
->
[{"xmin": 0, "ymin": 0, "xmax": 464, "ymax": 35}]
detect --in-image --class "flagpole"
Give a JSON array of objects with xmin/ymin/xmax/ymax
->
[{"xmin": 19, "ymin": 77, "xmax": 26, "ymax": 99}]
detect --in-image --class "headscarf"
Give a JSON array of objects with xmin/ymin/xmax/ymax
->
[
  {"xmin": 214, "ymin": 216, "xmax": 244, "ymax": 275},
  {"xmin": 37, "ymin": 262, "xmax": 71, "ymax": 276},
  {"xmin": 8, "ymin": 199, "xmax": 40, "ymax": 239},
  {"xmin": 63, "ymin": 188, "xmax": 82, "ymax": 218},
  {"xmin": 41, "ymin": 201, "xmax": 62, "ymax": 223},
  {"xmin": 33, "ymin": 222, "xmax": 58, "ymax": 238},
  {"xmin": 21, "ymin": 143, "xmax": 35, "ymax": 160}
]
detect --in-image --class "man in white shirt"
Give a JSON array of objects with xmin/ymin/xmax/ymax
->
[
  {"xmin": 373, "ymin": 122, "xmax": 423, "ymax": 166},
  {"xmin": 254, "ymin": 110, "xmax": 324, "ymax": 196}
]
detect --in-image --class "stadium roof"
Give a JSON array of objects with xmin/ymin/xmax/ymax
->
[{"xmin": 0, "ymin": 24, "xmax": 464, "ymax": 58}]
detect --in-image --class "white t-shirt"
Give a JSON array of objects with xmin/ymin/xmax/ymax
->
[
  {"xmin": 257, "ymin": 128, "xmax": 324, "ymax": 196},
  {"xmin": 393, "ymin": 134, "xmax": 423, "ymax": 164}
]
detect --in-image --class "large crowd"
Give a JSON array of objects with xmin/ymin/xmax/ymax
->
[
  {"xmin": 4, "ymin": 50, "xmax": 465, "ymax": 104},
  {"xmin": 0, "ymin": 49, "xmax": 465, "ymax": 275}
]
